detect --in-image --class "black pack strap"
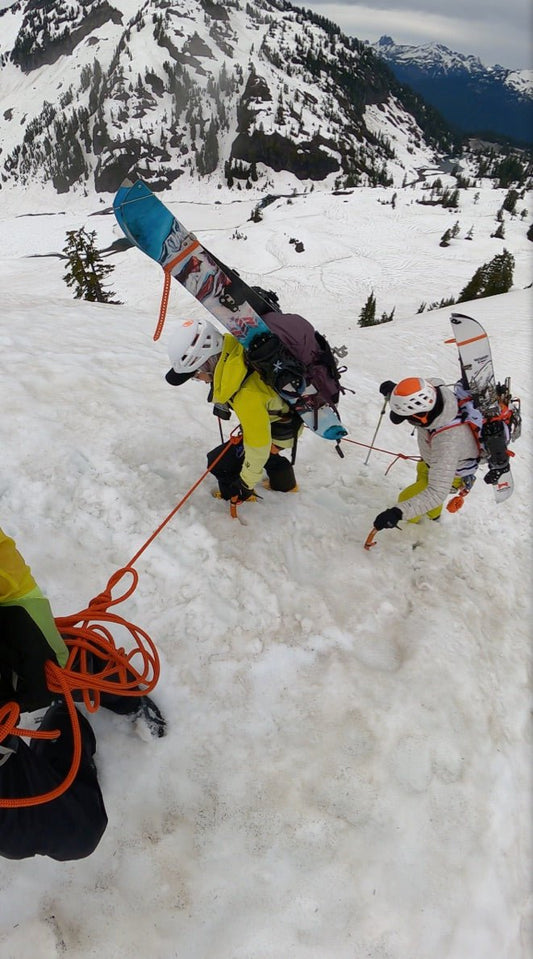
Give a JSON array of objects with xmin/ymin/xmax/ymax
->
[{"xmin": 290, "ymin": 431, "xmax": 298, "ymax": 465}]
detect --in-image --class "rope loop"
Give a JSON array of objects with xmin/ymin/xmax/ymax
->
[{"xmin": 0, "ymin": 567, "xmax": 160, "ymax": 808}]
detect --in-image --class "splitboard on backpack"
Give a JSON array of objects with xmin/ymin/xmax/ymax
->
[
  {"xmin": 113, "ymin": 178, "xmax": 347, "ymax": 443},
  {"xmin": 448, "ymin": 313, "xmax": 521, "ymax": 502}
]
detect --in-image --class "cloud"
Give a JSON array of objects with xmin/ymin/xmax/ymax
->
[{"xmin": 300, "ymin": 1, "xmax": 532, "ymax": 69}]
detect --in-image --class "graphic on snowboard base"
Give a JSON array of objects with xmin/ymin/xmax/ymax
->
[
  {"xmin": 113, "ymin": 179, "xmax": 347, "ymax": 441},
  {"xmin": 449, "ymin": 313, "xmax": 520, "ymax": 502}
]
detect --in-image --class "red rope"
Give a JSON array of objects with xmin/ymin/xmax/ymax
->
[{"xmin": 342, "ymin": 435, "xmax": 420, "ymax": 463}]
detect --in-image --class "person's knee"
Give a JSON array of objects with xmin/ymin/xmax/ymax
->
[
  {"xmin": 207, "ymin": 442, "xmax": 243, "ymax": 480},
  {"xmin": 266, "ymin": 456, "xmax": 297, "ymax": 492}
]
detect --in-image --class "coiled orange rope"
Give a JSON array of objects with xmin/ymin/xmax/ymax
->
[
  {"xmin": 0, "ymin": 567, "xmax": 160, "ymax": 808},
  {"xmin": 0, "ymin": 435, "xmax": 241, "ymax": 808}
]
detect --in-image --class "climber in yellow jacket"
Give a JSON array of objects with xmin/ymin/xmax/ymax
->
[
  {"xmin": 0, "ymin": 526, "xmax": 166, "ymax": 860},
  {"xmin": 0, "ymin": 526, "xmax": 68, "ymax": 710},
  {"xmin": 0, "ymin": 526, "xmax": 109, "ymax": 860},
  {"xmin": 165, "ymin": 317, "xmax": 303, "ymax": 500}
]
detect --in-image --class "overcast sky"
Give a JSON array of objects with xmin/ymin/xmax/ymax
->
[
  {"xmin": 0, "ymin": 0, "xmax": 531, "ymax": 70},
  {"xmin": 299, "ymin": 0, "xmax": 533, "ymax": 70}
]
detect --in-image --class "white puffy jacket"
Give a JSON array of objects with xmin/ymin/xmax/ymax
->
[{"xmin": 396, "ymin": 379, "xmax": 481, "ymax": 521}]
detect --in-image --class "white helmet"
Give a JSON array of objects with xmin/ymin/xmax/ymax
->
[
  {"xmin": 389, "ymin": 377, "xmax": 438, "ymax": 419},
  {"xmin": 166, "ymin": 317, "xmax": 223, "ymax": 384}
]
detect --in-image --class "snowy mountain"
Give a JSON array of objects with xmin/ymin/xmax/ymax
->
[
  {"xmin": 0, "ymin": 0, "xmax": 458, "ymax": 199},
  {"xmin": 373, "ymin": 36, "xmax": 533, "ymax": 145}
]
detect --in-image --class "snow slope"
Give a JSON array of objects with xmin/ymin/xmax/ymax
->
[{"xmin": 0, "ymin": 177, "xmax": 531, "ymax": 959}]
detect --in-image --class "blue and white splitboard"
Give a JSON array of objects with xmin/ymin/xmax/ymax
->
[{"xmin": 113, "ymin": 178, "xmax": 347, "ymax": 441}]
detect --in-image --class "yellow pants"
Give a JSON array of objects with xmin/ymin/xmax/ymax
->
[{"xmin": 398, "ymin": 461, "xmax": 462, "ymax": 523}]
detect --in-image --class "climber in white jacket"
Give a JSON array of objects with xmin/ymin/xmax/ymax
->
[{"xmin": 372, "ymin": 376, "xmax": 481, "ymax": 530}]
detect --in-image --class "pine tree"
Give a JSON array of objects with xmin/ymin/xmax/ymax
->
[
  {"xmin": 63, "ymin": 228, "xmax": 120, "ymax": 303},
  {"xmin": 379, "ymin": 307, "xmax": 395, "ymax": 324},
  {"xmin": 502, "ymin": 189, "xmax": 519, "ymax": 215},
  {"xmin": 358, "ymin": 292, "xmax": 376, "ymax": 327},
  {"xmin": 457, "ymin": 249, "xmax": 515, "ymax": 302}
]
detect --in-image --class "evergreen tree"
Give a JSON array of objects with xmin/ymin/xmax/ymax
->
[
  {"xmin": 502, "ymin": 189, "xmax": 519, "ymax": 215},
  {"xmin": 457, "ymin": 249, "xmax": 515, "ymax": 302},
  {"xmin": 379, "ymin": 307, "xmax": 395, "ymax": 324},
  {"xmin": 441, "ymin": 188, "xmax": 459, "ymax": 209},
  {"xmin": 63, "ymin": 228, "xmax": 120, "ymax": 303},
  {"xmin": 197, "ymin": 118, "xmax": 219, "ymax": 176},
  {"xmin": 358, "ymin": 291, "xmax": 376, "ymax": 327}
]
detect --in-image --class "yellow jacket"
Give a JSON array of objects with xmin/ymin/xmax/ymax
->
[
  {"xmin": 212, "ymin": 335, "xmax": 298, "ymax": 489},
  {"xmin": 0, "ymin": 528, "xmax": 68, "ymax": 667}
]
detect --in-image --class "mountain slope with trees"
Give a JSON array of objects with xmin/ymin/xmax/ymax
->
[{"xmin": 0, "ymin": 0, "xmax": 458, "ymax": 198}]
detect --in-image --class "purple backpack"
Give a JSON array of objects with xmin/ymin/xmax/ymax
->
[{"xmin": 245, "ymin": 309, "xmax": 344, "ymax": 411}]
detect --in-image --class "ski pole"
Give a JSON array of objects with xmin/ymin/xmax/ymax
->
[{"xmin": 364, "ymin": 397, "xmax": 388, "ymax": 466}]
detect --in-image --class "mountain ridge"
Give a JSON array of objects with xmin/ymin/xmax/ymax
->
[{"xmin": 373, "ymin": 36, "xmax": 533, "ymax": 145}]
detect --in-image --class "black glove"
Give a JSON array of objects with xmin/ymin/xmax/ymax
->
[
  {"xmin": 226, "ymin": 478, "xmax": 255, "ymax": 502},
  {"xmin": 379, "ymin": 380, "xmax": 397, "ymax": 398},
  {"xmin": 484, "ymin": 464, "xmax": 510, "ymax": 485},
  {"xmin": 373, "ymin": 506, "xmax": 403, "ymax": 531}
]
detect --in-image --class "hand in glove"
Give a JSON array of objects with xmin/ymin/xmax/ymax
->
[
  {"xmin": 227, "ymin": 478, "xmax": 255, "ymax": 503},
  {"xmin": 379, "ymin": 380, "xmax": 397, "ymax": 398},
  {"xmin": 373, "ymin": 506, "xmax": 403, "ymax": 531}
]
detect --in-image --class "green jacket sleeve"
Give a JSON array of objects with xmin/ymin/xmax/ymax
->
[
  {"xmin": 9, "ymin": 587, "xmax": 69, "ymax": 668},
  {"xmin": 0, "ymin": 528, "xmax": 68, "ymax": 668}
]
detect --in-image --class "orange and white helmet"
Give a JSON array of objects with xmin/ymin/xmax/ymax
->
[{"xmin": 389, "ymin": 377, "xmax": 438, "ymax": 419}]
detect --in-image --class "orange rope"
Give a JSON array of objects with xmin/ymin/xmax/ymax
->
[
  {"xmin": 127, "ymin": 431, "xmax": 241, "ymax": 568},
  {"xmin": 0, "ymin": 567, "xmax": 160, "ymax": 808},
  {"xmin": 0, "ymin": 434, "xmax": 241, "ymax": 807}
]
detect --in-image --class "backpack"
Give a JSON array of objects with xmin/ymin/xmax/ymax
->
[
  {"xmin": 430, "ymin": 380, "xmax": 521, "ymax": 477},
  {"xmin": 245, "ymin": 286, "xmax": 345, "ymax": 413}
]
